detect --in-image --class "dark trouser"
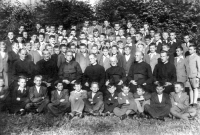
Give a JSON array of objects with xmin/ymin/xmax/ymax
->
[
  {"xmin": 26, "ymin": 98, "xmax": 49, "ymax": 113},
  {"xmin": 9, "ymin": 101, "xmax": 30, "ymax": 113},
  {"xmin": 104, "ymin": 103, "xmax": 118, "ymax": 113},
  {"xmin": 47, "ymin": 103, "xmax": 70, "ymax": 117},
  {"xmin": 84, "ymin": 100, "xmax": 104, "ymax": 113}
]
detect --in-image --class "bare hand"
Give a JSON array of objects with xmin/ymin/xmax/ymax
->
[
  {"xmin": 117, "ymin": 80, "xmax": 123, "ymax": 85},
  {"xmin": 17, "ymin": 98, "xmax": 20, "ymax": 101},
  {"xmin": 85, "ymin": 82, "xmax": 89, "ymax": 87},
  {"xmin": 60, "ymin": 99, "xmax": 65, "ymax": 102},
  {"xmin": 131, "ymin": 80, "xmax": 137, "ymax": 85},
  {"xmin": 105, "ymin": 80, "xmax": 110, "ymax": 86},
  {"xmin": 71, "ymin": 80, "xmax": 76, "ymax": 84},
  {"xmin": 63, "ymin": 80, "xmax": 70, "ymax": 84}
]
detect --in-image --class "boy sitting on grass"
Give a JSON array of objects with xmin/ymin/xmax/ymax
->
[
  {"xmin": 170, "ymin": 82, "xmax": 196, "ymax": 120},
  {"xmin": 0, "ymin": 78, "xmax": 9, "ymax": 112},
  {"xmin": 47, "ymin": 80, "xmax": 70, "ymax": 118},
  {"xmin": 133, "ymin": 85, "xmax": 151, "ymax": 118},
  {"xmin": 26, "ymin": 75, "xmax": 49, "ymax": 114},
  {"xmin": 103, "ymin": 84, "xmax": 119, "ymax": 116},
  {"xmin": 84, "ymin": 82, "xmax": 104, "ymax": 116},
  {"xmin": 69, "ymin": 81, "xmax": 87, "ymax": 119},
  {"xmin": 113, "ymin": 84, "xmax": 137, "ymax": 120},
  {"xmin": 10, "ymin": 76, "xmax": 30, "ymax": 115}
]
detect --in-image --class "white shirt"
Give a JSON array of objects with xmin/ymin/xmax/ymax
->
[
  {"xmin": 156, "ymin": 40, "xmax": 162, "ymax": 45},
  {"xmin": 92, "ymin": 92, "xmax": 96, "ymax": 99},
  {"xmin": 158, "ymin": 94, "xmax": 163, "ymax": 103},
  {"xmin": 125, "ymin": 54, "xmax": 130, "ymax": 61},
  {"xmin": 119, "ymin": 49, "xmax": 123, "ymax": 54},
  {"xmin": 103, "ymin": 55, "xmax": 109, "ymax": 63},
  {"xmin": 35, "ymin": 86, "xmax": 40, "ymax": 93},
  {"xmin": 0, "ymin": 52, "xmax": 6, "ymax": 58},
  {"xmin": 170, "ymin": 39, "xmax": 176, "ymax": 44},
  {"xmin": 37, "ymin": 50, "xmax": 42, "ymax": 56},
  {"xmin": 149, "ymin": 52, "xmax": 157, "ymax": 59},
  {"xmin": 18, "ymin": 87, "xmax": 26, "ymax": 93},
  {"xmin": 57, "ymin": 90, "xmax": 61, "ymax": 95},
  {"xmin": 176, "ymin": 55, "xmax": 184, "ymax": 63}
]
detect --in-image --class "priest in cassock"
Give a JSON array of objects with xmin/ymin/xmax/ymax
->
[
  {"xmin": 153, "ymin": 51, "xmax": 177, "ymax": 94},
  {"xmin": 127, "ymin": 51, "xmax": 153, "ymax": 93},
  {"xmin": 105, "ymin": 56, "xmax": 126, "ymax": 93}
]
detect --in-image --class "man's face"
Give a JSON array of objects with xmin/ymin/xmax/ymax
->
[
  {"xmin": 156, "ymin": 86, "xmax": 164, "ymax": 95},
  {"xmin": 50, "ymin": 26, "xmax": 55, "ymax": 33},
  {"xmin": 126, "ymin": 37, "xmax": 132, "ymax": 44},
  {"xmin": 122, "ymin": 86, "xmax": 130, "ymax": 94},
  {"xmin": 189, "ymin": 47, "xmax": 196, "ymax": 55},
  {"xmin": 43, "ymin": 51, "xmax": 50, "ymax": 60},
  {"xmin": 174, "ymin": 84, "xmax": 183, "ymax": 93},
  {"xmin": 17, "ymin": 37, "xmax": 23, "ymax": 43},
  {"xmin": 137, "ymin": 88, "xmax": 144, "ymax": 96},
  {"xmin": 74, "ymin": 84, "xmax": 81, "ymax": 92},
  {"xmin": 108, "ymin": 86, "xmax": 116, "ymax": 94},
  {"xmin": 135, "ymin": 52, "xmax": 142, "ymax": 62},
  {"xmin": 8, "ymin": 32, "xmax": 14, "ymax": 40},
  {"xmin": 130, "ymin": 28, "xmax": 136, "ymax": 35},
  {"xmin": 54, "ymin": 48, "xmax": 60, "ymax": 54},
  {"xmin": 127, "ymin": 22, "xmax": 132, "ymax": 28},
  {"xmin": 110, "ymin": 59, "xmax": 117, "ymax": 66},
  {"xmin": 114, "ymin": 24, "xmax": 120, "ymax": 31},
  {"xmin": 176, "ymin": 48, "xmax": 183, "ymax": 56},
  {"xmin": 61, "ymin": 40, "xmax": 68, "ymax": 45},
  {"xmin": 31, "ymin": 35, "xmax": 37, "ymax": 41},
  {"xmin": 170, "ymin": 33, "xmax": 176, "ymax": 40},
  {"xmin": 184, "ymin": 36, "xmax": 190, "ymax": 43},
  {"xmin": 91, "ymin": 47, "xmax": 98, "ymax": 54},
  {"xmin": 160, "ymin": 52, "xmax": 168, "ymax": 63},
  {"xmin": 137, "ymin": 45, "xmax": 144, "ymax": 52},
  {"xmin": 47, "ymin": 46, "xmax": 53, "ymax": 53},
  {"xmin": 89, "ymin": 55, "xmax": 97, "ymax": 64},
  {"xmin": 62, "ymin": 30, "xmax": 67, "ymax": 36},
  {"xmin": 65, "ymin": 52, "xmax": 73, "ymax": 62},
  {"xmin": 70, "ymin": 46, "xmax": 76, "ymax": 53},
  {"xmin": 139, "ymin": 28, "xmax": 145, "ymax": 34},
  {"xmin": 145, "ymin": 38, "xmax": 151, "ymax": 45},
  {"xmin": 149, "ymin": 46, "xmax": 156, "ymax": 53},
  {"xmin": 92, "ymin": 21, "xmax": 97, "ymax": 26},
  {"xmin": 19, "ymin": 50, "xmax": 27, "ymax": 60}
]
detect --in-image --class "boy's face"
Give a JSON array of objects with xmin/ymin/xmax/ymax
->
[
  {"xmin": 126, "ymin": 37, "xmax": 132, "ymax": 44},
  {"xmin": 130, "ymin": 28, "xmax": 135, "ymax": 35},
  {"xmin": 127, "ymin": 22, "xmax": 132, "ymax": 28},
  {"xmin": 17, "ymin": 37, "xmax": 23, "ymax": 42},
  {"xmin": 8, "ymin": 32, "xmax": 14, "ymax": 40},
  {"xmin": 149, "ymin": 45, "xmax": 156, "ymax": 53},
  {"xmin": 156, "ymin": 86, "xmax": 164, "ymax": 95},
  {"xmin": 34, "ymin": 77, "xmax": 42, "ymax": 86},
  {"xmin": 145, "ymin": 38, "xmax": 151, "ymax": 45},
  {"xmin": 0, "ymin": 79, "xmax": 4, "ymax": 87},
  {"xmin": 154, "ymin": 34, "xmax": 160, "ymax": 41},
  {"xmin": 108, "ymin": 86, "xmax": 116, "ymax": 94},
  {"xmin": 47, "ymin": 46, "xmax": 53, "ymax": 53},
  {"xmin": 184, "ymin": 36, "xmax": 190, "ymax": 43},
  {"xmin": 49, "ymin": 38, "xmax": 55, "ymax": 44},
  {"xmin": 104, "ymin": 21, "xmax": 109, "ymax": 26},
  {"xmin": 25, "ymin": 43, "xmax": 32, "ymax": 50},
  {"xmin": 114, "ymin": 24, "xmax": 120, "ymax": 31},
  {"xmin": 136, "ymin": 45, "xmax": 144, "ymax": 52},
  {"xmin": 23, "ymin": 32, "xmax": 28, "ymax": 38},
  {"xmin": 176, "ymin": 48, "xmax": 183, "ymax": 56},
  {"xmin": 111, "ymin": 47, "xmax": 118, "ymax": 55},
  {"xmin": 56, "ymin": 83, "xmax": 63, "ymax": 91},
  {"xmin": 137, "ymin": 88, "xmax": 144, "ymax": 96},
  {"xmin": 189, "ymin": 47, "xmax": 196, "ymax": 54},
  {"xmin": 93, "ymin": 32, "xmax": 99, "ymax": 37},
  {"xmin": 119, "ymin": 30, "xmax": 124, "ymax": 36},
  {"xmin": 122, "ymin": 86, "xmax": 130, "ymax": 94},
  {"xmin": 124, "ymin": 48, "xmax": 131, "ymax": 55},
  {"xmin": 0, "ymin": 45, "xmax": 6, "ymax": 52},
  {"xmin": 46, "ymin": 26, "xmax": 50, "ymax": 32},
  {"xmin": 19, "ymin": 50, "xmax": 27, "ymax": 60},
  {"xmin": 135, "ymin": 34, "xmax": 142, "ymax": 41},
  {"xmin": 18, "ymin": 79, "xmax": 26, "ymax": 88},
  {"xmin": 65, "ymin": 52, "xmax": 73, "ymax": 62},
  {"xmin": 31, "ymin": 35, "xmax": 37, "ymax": 41},
  {"xmin": 91, "ymin": 47, "xmax": 98, "ymax": 54},
  {"xmin": 162, "ymin": 46, "xmax": 169, "ymax": 51},
  {"xmin": 62, "ymin": 30, "xmax": 67, "ymax": 36},
  {"xmin": 170, "ymin": 33, "xmax": 176, "ymax": 40},
  {"xmin": 58, "ymin": 25, "xmax": 63, "ymax": 31},
  {"xmin": 80, "ymin": 46, "xmax": 86, "ymax": 53},
  {"xmin": 139, "ymin": 28, "xmax": 145, "ymax": 34},
  {"xmin": 160, "ymin": 53, "xmax": 168, "ymax": 63},
  {"xmin": 144, "ymin": 24, "xmax": 149, "ymax": 30},
  {"xmin": 100, "ymin": 35, "xmax": 105, "ymax": 42},
  {"xmin": 13, "ymin": 43, "xmax": 19, "ymax": 50},
  {"xmin": 58, "ymin": 36, "xmax": 64, "ymax": 42},
  {"xmin": 174, "ymin": 84, "xmax": 183, "ymax": 93},
  {"xmin": 89, "ymin": 55, "xmax": 97, "ymax": 64},
  {"xmin": 39, "ymin": 29, "xmax": 45, "ymax": 33},
  {"xmin": 43, "ymin": 51, "xmax": 50, "ymax": 60},
  {"xmin": 102, "ymin": 49, "xmax": 109, "ymax": 56},
  {"xmin": 88, "ymin": 35, "xmax": 94, "ymax": 41},
  {"xmin": 50, "ymin": 26, "xmax": 55, "ymax": 33},
  {"xmin": 91, "ymin": 84, "xmax": 99, "ymax": 93},
  {"xmin": 19, "ymin": 26, "xmax": 25, "ymax": 32},
  {"xmin": 109, "ymin": 36, "xmax": 115, "ymax": 41},
  {"xmin": 150, "ymin": 30, "xmax": 155, "ymax": 37},
  {"xmin": 118, "ymin": 42, "xmax": 124, "ymax": 49},
  {"xmin": 105, "ymin": 42, "xmax": 110, "ymax": 48},
  {"xmin": 74, "ymin": 84, "xmax": 81, "ymax": 92},
  {"xmin": 162, "ymin": 33, "xmax": 169, "ymax": 39},
  {"xmin": 61, "ymin": 47, "xmax": 67, "ymax": 53},
  {"xmin": 54, "ymin": 48, "xmax": 60, "ymax": 54},
  {"xmin": 38, "ymin": 35, "xmax": 44, "ymax": 42},
  {"xmin": 61, "ymin": 40, "xmax": 68, "ymax": 45},
  {"xmin": 70, "ymin": 46, "xmax": 76, "ymax": 53},
  {"xmin": 34, "ymin": 43, "xmax": 40, "ymax": 50},
  {"xmin": 116, "ymin": 36, "xmax": 121, "ymax": 42}
]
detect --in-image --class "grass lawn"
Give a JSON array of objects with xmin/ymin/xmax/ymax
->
[{"xmin": 0, "ymin": 108, "xmax": 200, "ymax": 135}]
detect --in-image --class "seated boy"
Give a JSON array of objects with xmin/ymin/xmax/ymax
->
[
  {"xmin": 144, "ymin": 82, "xmax": 172, "ymax": 121},
  {"xmin": 113, "ymin": 84, "xmax": 137, "ymax": 120},
  {"xmin": 10, "ymin": 76, "xmax": 30, "ymax": 115},
  {"xmin": 0, "ymin": 78, "xmax": 9, "ymax": 112},
  {"xmin": 170, "ymin": 82, "xmax": 196, "ymax": 120},
  {"xmin": 84, "ymin": 82, "xmax": 104, "ymax": 116},
  {"xmin": 69, "ymin": 81, "xmax": 87, "ymax": 119},
  {"xmin": 26, "ymin": 75, "xmax": 49, "ymax": 113},
  {"xmin": 133, "ymin": 85, "xmax": 151, "ymax": 117},
  {"xmin": 103, "ymin": 84, "xmax": 119, "ymax": 116},
  {"xmin": 47, "ymin": 80, "xmax": 70, "ymax": 117}
]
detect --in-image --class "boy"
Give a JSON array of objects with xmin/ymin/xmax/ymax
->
[
  {"xmin": 57, "ymin": 44, "xmax": 67, "ymax": 68},
  {"xmin": 174, "ymin": 46, "xmax": 187, "ymax": 84},
  {"xmin": 170, "ymin": 82, "xmax": 196, "ymax": 120},
  {"xmin": 16, "ymin": 34, "xmax": 24, "ymax": 49},
  {"xmin": 98, "ymin": 46, "xmax": 111, "ymax": 71},
  {"xmin": 162, "ymin": 44, "xmax": 174, "ymax": 64},
  {"xmin": 113, "ymin": 84, "xmax": 137, "ymax": 120},
  {"xmin": 51, "ymin": 45, "xmax": 60, "ymax": 65},
  {"xmin": 111, "ymin": 45, "xmax": 124, "ymax": 67},
  {"xmin": 169, "ymin": 32, "xmax": 181, "ymax": 55},
  {"xmin": 144, "ymin": 82, "xmax": 172, "ymax": 121},
  {"xmin": 0, "ymin": 42, "xmax": 9, "ymax": 87},
  {"xmin": 133, "ymin": 86, "xmax": 151, "ymax": 117},
  {"xmin": 47, "ymin": 80, "xmax": 70, "ymax": 117},
  {"xmin": 69, "ymin": 81, "xmax": 87, "ymax": 119},
  {"xmin": 185, "ymin": 45, "xmax": 200, "ymax": 107},
  {"xmin": 10, "ymin": 76, "xmax": 30, "ymax": 115},
  {"xmin": 29, "ymin": 41, "xmax": 43, "ymax": 64},
  {"xmin": 38, "ymin": 33, "xmax": 46, "ymax": 51},
  {"xmin": 144, "ymin": 43, "xmax": 160, "ymax": 72},
  {"xmin": 103, "ymin": 84, "xmax": 118, "ymax": 116},
  {"xmin": 0, "ymin": 78, "xmax": 9, "ymax": 112},
  {"xmin": 117, "ymin": 40, "xmax": 124, "ymax": 55},
  {"xmin": 162, "ymin": 32, "xmax": 169, "ymax": 44},
  {"xmin": 182, "ymin": 35, "xmax": 192, "ymax": 57},
  {"xmin": 26, "ymin": 75, "xmax": 49, "ymax": 113},
  {"xmin": 84, "ymin": 82, "xmax": 104, "ymax": 116},
  {"xmin": 154, "ymin": 33, "xmax": 162, "ymax": 53}
]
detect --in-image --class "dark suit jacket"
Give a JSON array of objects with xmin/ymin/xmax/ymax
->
[
  {"xmin": 4, "ymin": 39, "xmax": 13, "ymax": 52},
  {"xmin": 12, "ymin": 86, "xmax": 30, "ymax": 103},
  {"xmin": 87, "ymin": 91, "xmax": 103, "ymax": 104},
  {"xmin": 50, "ymin": 89, "xmax": 70, "ymax": 106},
  {"xmin": 174, "ymin": 57, "xmax": 187, "ymax": 82},
  {"xmin": 122, "ymin": 54, "xmax": 135, "ymax": 74},
  {"xmin": 76, "ymin": 53, "xmax": 90, "ymax": 72},
  {"xmin": 8, "ymin": 50, "xmax": 19, "ymax": 73},
  {"xmin": 150, "ymin": 93, "xmax": 172, "ymax": 108},
  {"xmin": 104, "ymin": 92, "xmax": 118, "ymax": 106},
  {"xmin": 0, "ymin": 52, "xmax": 8, "ymax": 73},
  {"xmin": 29, "ymin": 86, "xmax": 48, "ymax": 103},
  {"xmin": 170, "ymin": 92, "xmax": 189, "ymax": 110}
]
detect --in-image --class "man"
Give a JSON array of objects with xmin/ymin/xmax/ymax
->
[
  {"xmin": 128, "ymin": 51, "xmax": 153, "ymax": 93},
  {"xmin": 185, "ymin": 45, "xmax": 200, "ymax": 107},
  {"xmin": 58, "ymin": 51, "xmax": 82, "ymax": 91},
  {"xmin": 169, "ymin": 32, "xmax": 181, "ymax": 56},
  {"xmin": 153, "ymin": 51, "xmax": 177, "ymax": 94},
  {"xmin": 181, "ymin": 35, "xmax": 193, "ymax": 57},
  {"xmin": 111, "ymin": 45, "xmax": 124, "ymax": 67},
  {"xmin": 83, "ymin": 54, "xmax": 105, "ymax": 91}
]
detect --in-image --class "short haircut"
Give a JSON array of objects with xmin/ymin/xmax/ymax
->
[
  {"xmin": 100, "ymin": 33, "xmax": 106, "ymax": 37},
  {"xmin": 107, "ymin": 83, "xmax": 116, "ymax": 89},
  {"xmin": 176, "ymin": 46, "xmax": 183, "ymax": 51},
  {"xmin": 54, "ymin": 80, "xmax": 63, "ymax": 86},
  {"xmin": 54, "ymin": 45, "xmax": 59, "ymax": 49},
  {"xmin": 49, "ymin": 35, "xmax": 55, "ymax": 39},
  {"xmin": 66, "ymin": 50, "xmax": 73, "ymax": 55},
  {"xmin": 162, "ymin": 44, "xmax": 170, "ymax": 48},
  {"xmin": 137, "ymin": 85, "xmax": 145, "ymax": 92},
  {"xmin": 102, "ymin": 46, "xmax": 109, "ymax": 51},
  {"xmin": 149, "ymin": 43, "xmax": 156, "ymax": 47},
  {"xmin": 16, "ymin": 34, "xmax": 23, "ymax": 38},
  {"xmin": 160, "ymin": 50, "xmax": 169, "ymax": 56},
  {"xmin": 122, "ymin": 84, "xmax": 130, "ymax": 89},
  {"xmin": 89, "ymin": 53, "xmax": 97, "ymax": 59},
  {"xmin": 74, "ymin": 81, "xmax": 82, "ymax": 86},
  {"xmin": 34, "ymin": 75, "xmax": 42, "ymax": 81},
  {"xmin": 91, "ymin": 44, "xmax": 98, "ymax": 49},
  {"xmin": 109, "ymin": 56, "xmax": 118, "ymax": 63},
  {"xmin": 18, "ymin": 76, "xmax": 27, "ymax": 82},
  {"xmin": 93, "ymin": 28, "xmax": 99, "ymax": 33},
  {"xmin": 91, "ymin": 82, "xmax": 99, "ymax": 87},
  {"xmin": 145, "ymin": 35, "xmax": 151, "ymax": 39},
  {"xmin": 79, "ymin": 43, "xmax": 86, "ymax": 47},
  {"xmin": 117, "ymin": 40, "xmax": 123, "ymax": 44},
  {"xmin": 189, "ymin": 45, "xmax": 197, "ymax": 50},
  {"xmin": 42, "ymin": 49, "xmax": 50, "ymax": 55},
  {"xmin": 156, "ymin": 81, "xmax": 165, "ymax": 88},
  {"xmin": 0, "ymin": 41, "xmax": 6, "ymax": 47},
  {"xmin": 111, "ymin": 45, "xmax": 118, "ymax": 49},
  {"xmin": 124, "ymin": 45, "xmax": 131, "ymax": 50},
  {"xmin": 135, "ymin": 32, "xmax": 143, "ymax": 37},
  {"xmin": 59, "ymin": 44, "xmax": 67, "ymax": 49},
  {"xmin": 174, "ymin": 82, "xmax": 184, "ymax": 88},
  {"xmin": 18, "ymin": 48, "xmax": 27, "ymax": 54},
  {"xmin": 38, "ymin": 33, "xmax": 45, "ymax": 37}
]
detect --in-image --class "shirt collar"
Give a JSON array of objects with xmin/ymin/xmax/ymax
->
[
  {"xmin": 171, "ymin": 39, "xmax": 176, "ymax": 43},
  {"xmin": 177, "ymin": 55, "xmax": 184, "ymax": 59}
]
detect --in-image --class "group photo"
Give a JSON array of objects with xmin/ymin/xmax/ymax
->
[{"xmin": 0, "ymin": 0, "xmax": 200, "ymax": 134}]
